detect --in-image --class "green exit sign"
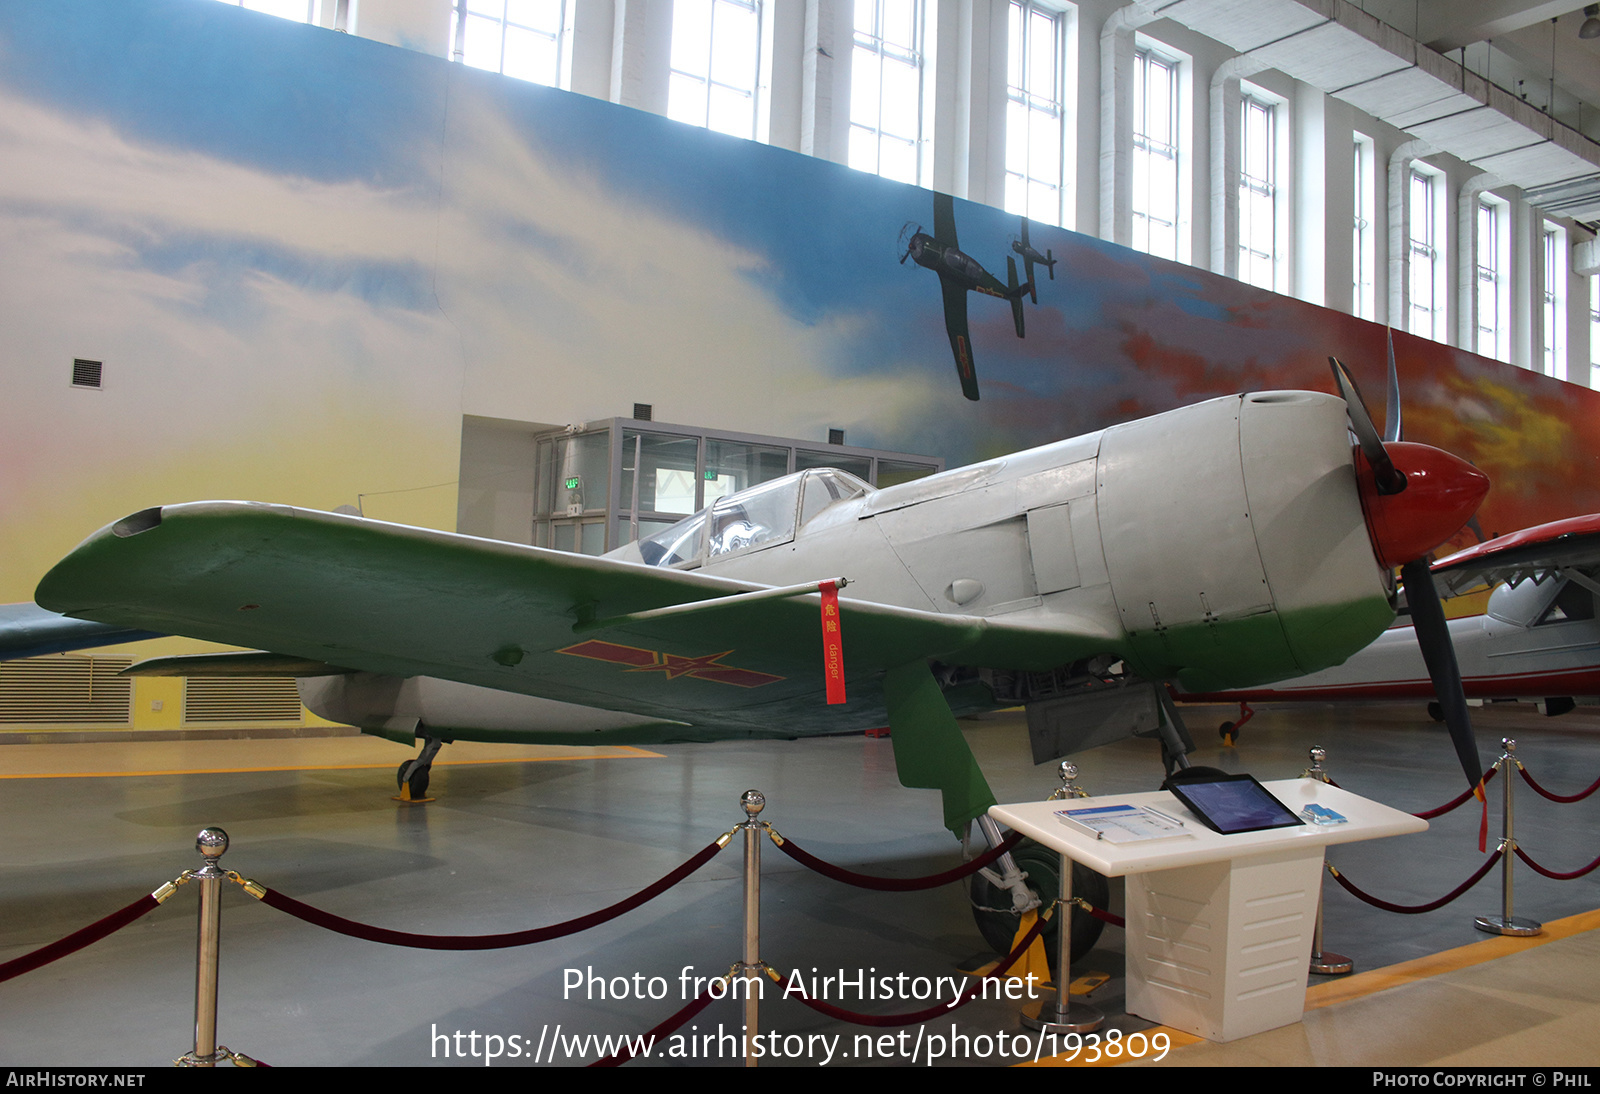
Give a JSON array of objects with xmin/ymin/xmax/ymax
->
[
  {"xmin": 565, "ymin": 477, "xmax": 580, "ymax": 490},
  {"xmin": 704, "ymin": 471, "xmax": 717, "ymax": 480}
]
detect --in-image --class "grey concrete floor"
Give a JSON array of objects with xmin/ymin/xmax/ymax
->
[{"xmin": 2, "ymin": 700, "xmax": 1598, "ymax": 1067}]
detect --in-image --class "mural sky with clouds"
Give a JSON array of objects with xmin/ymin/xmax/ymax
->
[{"xmin": 3, "ymin": 0, "xmax": 1598, "ymax": 606}]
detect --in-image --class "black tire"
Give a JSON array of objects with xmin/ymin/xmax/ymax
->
[
  {"xmin": 1427, "ymin": 701, "xmax": 1445, "ymax": 723},
  {"xmin": 970, "ymin": 840, "xmax": 1109, "ymax": 971},
  {"xmin": 407, "ymin": 765, "xmax": 431, "ymax": 800},
  {"xmin": 1219, "ymin": 721, "xmax": 1236, "ymax": 742},
  {"xmin": 396, "ymin": 761, "xmax": 411, "ymax": 790}
]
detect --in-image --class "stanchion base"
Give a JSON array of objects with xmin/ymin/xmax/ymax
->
[
  {"xmin": 1020, "ymin": 997, "xmax": 1102, "ymax": 1034},
  {"xmin": 1473, "ymin": 915, "xmax": 1542, "ymax": 936},
  {"xmin": 1309, "ymin": 951, "xmax": 1353, "ymax": 976}
]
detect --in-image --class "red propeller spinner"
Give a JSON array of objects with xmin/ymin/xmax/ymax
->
[{"xmin": 1354, "ymin": 442, "xmax": 1490, "ymax": 570}]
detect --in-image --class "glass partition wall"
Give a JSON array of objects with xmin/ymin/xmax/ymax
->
[{"xmin": 531, "ymin": 418, "xmax": 942, "ymax": 555}]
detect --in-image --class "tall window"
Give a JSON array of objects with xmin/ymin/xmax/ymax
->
[
  {"xmin": 214, "ymin": 0, "xmax": 316, "ymax": 22},
  {"xmin": 1352, "ymin": 134, "xmax": 1375, "ymax": 320},
  {"xmin": 1131, "ymin": 46, "xmax": 1179, "ymax": 261},
  {"xmin": 452, "ymin": 0, "xmax": 569, "ymax": 89},
  {"xmin": 1004, "ymin": 2, "xmax": 1067, "ymax": 227},
  {"xmin": 849, "ymin": 0, "xmax": 927, "ymax": 185},
  {"xmin": 1237, "ymin": 90, "xmax": 1280, "ymax": 291},
  {"xmin": 1475, "ymin": 198, "xmax": 1510, "ymax": 362},
  {"xmin": 669, "ymin": 0, "xmax": 763, "ymax": 140},
  {"xmin": 1408, "ymin": 167, "xmax": 1445, "ymax": 341},
  {"xmin": 1591, "ymin": 276, "xmax": 1599, "ymax": 390},
  {"xmin": 1543, "ymin": 222, "xmax": 1567, "ymax": 380}
]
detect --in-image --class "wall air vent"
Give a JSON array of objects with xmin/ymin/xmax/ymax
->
[
  {"xmin": 183, "ymin": 676, "xmax": 305, "ymax": 724},
  {"xmin": 0, "ymin": 655, "xmax": 133, "ymax": 725},
  {"xmin": 632, "ymin": 403, "xmax": 653, "ymax": 421},
  {"xmin": 72, "ymin": 359, "xmax": 103, "ymax": 388}
]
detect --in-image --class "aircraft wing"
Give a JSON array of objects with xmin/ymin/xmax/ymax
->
[
  {"xmin": 34, "ymin": 502, "xmax": 1110, "ymax": 737},
  {"xmin": 940, "ymin": 279, "xmax": 980, "ymax": 401},
  {"xmin": 1431, "ymin": 513, "xmax": 1600, "ymax": 595},
  {"xmin": 932, "ymin": 191, "xmax": 959, "ymax": 249},
  {"xmin": 0, "ymin": 602, "xmax": 162, "ymax": 661}
]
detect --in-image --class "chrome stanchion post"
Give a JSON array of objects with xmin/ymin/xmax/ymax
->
[
  {"xmin": 1475, "ymin": 739, "xmax": 1542, "ymax": 937},
  {"xmin": 1048, "ymin": 760, "xmax": 1089, "ymax": 801},
  {"xmin": 1021, "ymin": 855, "xmax": 1102, "ymax": 1034},
  {"xmin": 1303, "ymin": 747, "xmax": 1352, "ymax": 975},
  {"xmin": 738, "ymin": 790, "xmax": 765, "ymax": 1067},
  {"xmin": 177, "ymin": 827, "xmax": 229, "ymax": 1067}
]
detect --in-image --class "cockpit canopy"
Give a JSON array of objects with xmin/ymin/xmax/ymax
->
[{"xmin": 636, "ymin": 468, "xmax": 872, "ymax": 568}]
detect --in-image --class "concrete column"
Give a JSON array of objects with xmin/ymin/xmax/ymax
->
[
  {"xmin": 1208, "ymin": 56, "xmax": 1266, "ymax": 280},
  {"xmin": 610, "ymin": 0, "xmax": 671, "ymax": 115},
  {"xmin": 801, "ymin": 0, "xmax": 851, "ymax": 164},
  {"xmin": 1098, "ymin": 2, "xmax": 1160, "ymax": 246}
]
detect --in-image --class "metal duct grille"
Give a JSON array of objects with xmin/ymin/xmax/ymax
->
[
  {"xmin": 183, "ymin": 677, "xmax": 304, "ymax": 723},
  {"xmin": 0, "ymin": 656, "xmax": 133, "ymax": 724},
  {"xmin": 71, "ymin": 359, "xmax": 103, "ymax": 388}
]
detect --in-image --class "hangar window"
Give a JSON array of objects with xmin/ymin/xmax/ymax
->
[
  {"xmin": 451, "ymin": 0, "xmax": 571, "ymax": 89},
  {"xmin": 1130, "ymin": 43, "xmax": 1181, "ymax": 262},
  {"xmin": 849, "ymin": 0, "xmax": 928, "ymax": 186},
  {"xmin": 1476, "ymin": 197, "xmax": 1510, "ymax": 363},
  {"xmin": 1004, "ymin": 2, "xmax": 1070, "ymax": 228},
  {"xmin": 1353, "ymin": 134, "xmax": 1375, "ymax": 320},
  {"xmin": 1407, "ymin": 165, "xmax": 1446, "ymax": 342},
  {"xmin": 213, "ymin": 0, "xmax": 317, "ymax": 24},
  {"xmin": 669, "ymin": 0, "xmax": 764, "ymax": 141},
  {"xmin": 1237, "ymin": 87, "xmax": 1284, "ymax": 293},
  {"xmin": 1543, "ymin": 221, "xmax": 1567, "ymax": 381},
  {"xmin": 1592, "ymin": 275, "xmax": 1599, "ymax": 390}
]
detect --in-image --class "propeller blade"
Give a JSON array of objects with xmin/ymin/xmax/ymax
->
[
  {"xmin": 1384, "ymin": 329, "xmax": 1403, "ymax": 443},
  {"xmin": 1402, "ymin": 557, "xmax": 1482, "ymax": 786},
  {"xmin": 1330, "ymin": 357, "xmax": 1406, "ymax": 495}
]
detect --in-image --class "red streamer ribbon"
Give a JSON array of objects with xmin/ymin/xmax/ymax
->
[{"xmin": 820, "ymin": 580, "xmax": 845, "ymax": 704}]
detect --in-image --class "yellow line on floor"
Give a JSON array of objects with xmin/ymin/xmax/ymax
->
[
  {"xmin": 1020, "ymin": 907, "xmax": 1600, "ymax": 1066},
  {"xmin": 1302, "ymin": 905, "xmax": 1600, "ymax": 1010}
]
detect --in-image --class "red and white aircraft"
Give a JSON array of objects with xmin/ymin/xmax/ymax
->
[{"xmin": 1181, "ymin": 514, "xmax": 1600, "ymax": 724}]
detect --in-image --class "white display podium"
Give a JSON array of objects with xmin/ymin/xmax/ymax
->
[{"xmin": 989, "ymin": 779, "xmax": 1426, "ymax": 1042}]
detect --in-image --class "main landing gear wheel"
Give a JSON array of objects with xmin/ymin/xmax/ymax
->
[
  {"xmin": 1427, "ymin": 701, "xmax": 1445, "ymax": 723},
  {"xmin": 399, "ymin": 763, "xmax": 430, "ymax": 800},
  {"xmin": 971, "ymin": 840, "xmax": 1109, "ymax": 971}
]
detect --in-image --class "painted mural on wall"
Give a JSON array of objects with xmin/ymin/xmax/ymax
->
[{"xmin": 2, "ymin": 0, "xmax": 1596, "ymax": 605}]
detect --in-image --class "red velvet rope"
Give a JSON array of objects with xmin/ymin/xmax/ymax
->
[
  {"xmin": 589, "ymin": 983, "xmax": 723, "ymax": 1067},
  {"xmin": 0, "ymin": 894, "xmax": 161, "ymax": 983},
  {"xmin": 771, "ymin": 828, "xmax": 1025, "ymax": 891},
  {"xmin": 1413, "ymin": 765, "xmax": 1497, "ymax": 819},
  {"xmin": 1328, "ymin": 851, "xmax": 1502, "ymax": 914},
  {"xmin": 257, "ymin": 840, "xmax": 723, "ymax": 949},
  {"xmin": 1518, "ymin": 765, "xmax": 1600, "ymax": 804},
  {"xmin": 779, "ymin": 906, "xmax": 1051, "ymax": 1027},
  {"xmin": 1081, "ymin": 903, "xmax": 1125, "ymax": 929},
  {"xmin": 1514, "ymin": 845, "xmax": 1600, "ymax": 881}
]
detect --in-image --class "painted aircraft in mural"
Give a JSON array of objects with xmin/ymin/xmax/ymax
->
[
  {"xmin": 900, "ymin": 192, "xmax": 1030, "ymax": 401},
  {"xmin": 1181, "ymin": 513, "xmax": 1600, "ymax": 734},
  {"xmin": 1010, "ymin": 218, "xmax": 1055, "ymax": 303}
]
